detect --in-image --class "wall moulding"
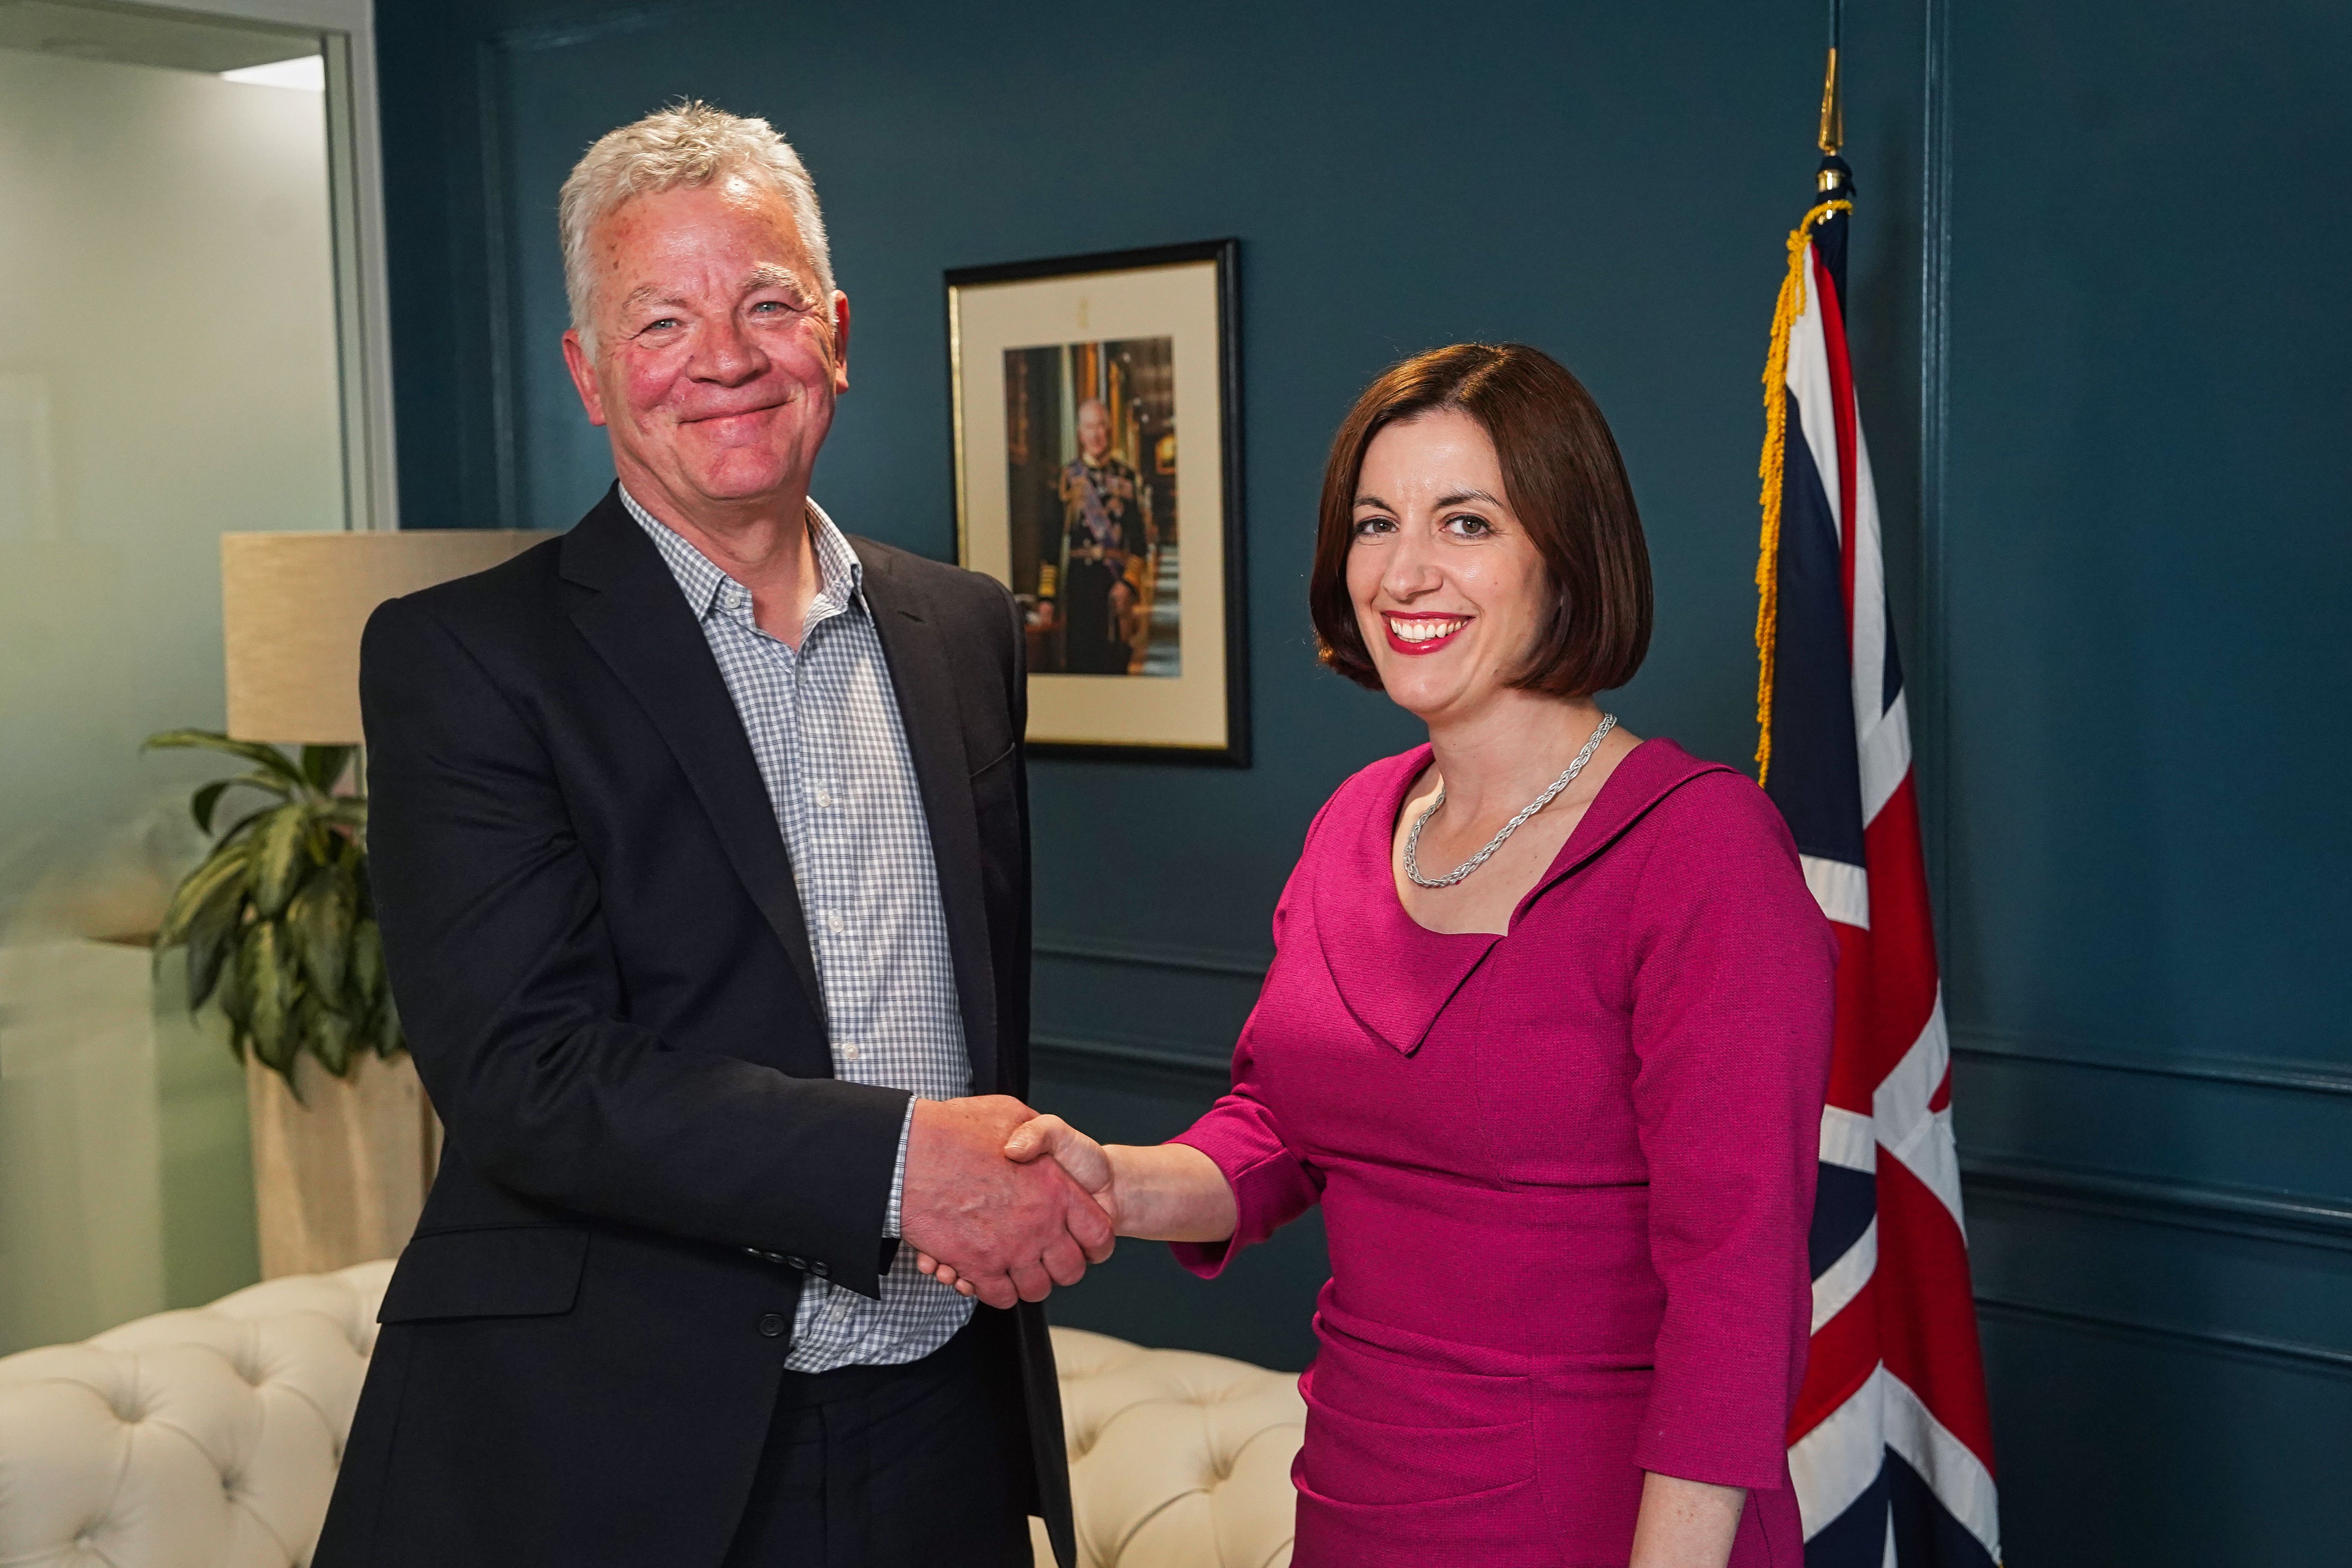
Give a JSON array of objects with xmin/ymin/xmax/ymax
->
[
  {"xmin": 1962, "ymin": 1153, "xmax": 2352, "ymax": 1253},
  {"xmin": 1031, "ymin": 1031, "xmax": 1233, "ymax": 1087},
  {"xmin": 1976, "ymin": 1294, "xmax": 2352, "ymax": 1379},
  {"xmin": 1032, "ymin": 933, "xmax": 1272, "ymax": 980},
  {"xmin": 1951, "ymin": 1028, "xmax": 2352, "ymax": 1098}
]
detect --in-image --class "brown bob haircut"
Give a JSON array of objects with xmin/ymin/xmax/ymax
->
[{"xmin": 1310, "ymin": 342, "xmax": 1653, "ymax": 698}]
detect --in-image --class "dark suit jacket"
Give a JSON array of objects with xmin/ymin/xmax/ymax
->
[{"xmin": 313, "ymin": 488, "xmax": 1074, "ymax": 1568}]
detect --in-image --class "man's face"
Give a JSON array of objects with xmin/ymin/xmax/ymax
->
[
  {"xmin": 561, "ymin": 177, "xmax": 848, "ymax": 513},
  {"xmin": 1076, "ymin": 400, "xmax": 1111, "ymax": 462}
]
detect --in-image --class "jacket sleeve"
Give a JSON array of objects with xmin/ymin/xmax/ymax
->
[
  {"xmin": 1164, "ymin": 800, "xmax": 1337, "ymax": 1278},
  {"xmin": 1625, "ymin": 773, "xmax": 1837, "ymax": 1489},
  {"xmin": 361, "ymin": 593, "xmax": 909, "ymax": 1298}
]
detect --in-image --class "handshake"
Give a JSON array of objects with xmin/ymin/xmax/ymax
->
[{"xmin": 896, "ymin": 1096, "xmax": 1118, "ymax": 1310}]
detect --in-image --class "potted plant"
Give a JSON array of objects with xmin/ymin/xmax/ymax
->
[
  {"xmin": 146, "ymin": 729, "xmax": 434, "ymax": 1277},
  {"xmin": 146, "ymin": 730, "xmax": 400, "ymax": 1077}
]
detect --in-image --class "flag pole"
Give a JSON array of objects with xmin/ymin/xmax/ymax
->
[
  {"xmin": 1817, "ymin": 49, "xmax": 1842, "ymax": 161},
  {"xmin": 1818, "ymin": 0, "xmax": 1846, "ymax": 191}
]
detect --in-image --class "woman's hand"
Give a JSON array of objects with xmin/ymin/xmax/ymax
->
[{"xmin": 917, "ymin": 1115, "xmax": 1117, "ymax": 1298}]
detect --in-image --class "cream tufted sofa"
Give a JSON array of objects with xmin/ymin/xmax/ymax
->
[{"xmin": 0, "ymin": 1263, "xmax": 1300, "ymax": 1568}]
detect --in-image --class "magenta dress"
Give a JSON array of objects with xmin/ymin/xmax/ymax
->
[{"xmin": 1169, "ymin": 739, "xmax": 1835, "ymax": 1566}]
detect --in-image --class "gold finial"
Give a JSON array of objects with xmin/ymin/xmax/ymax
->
[{"xmin": 1817, "ymin": 46, "xmax": 1843, "ymax": 156}]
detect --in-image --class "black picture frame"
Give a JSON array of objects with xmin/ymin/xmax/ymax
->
[{"xmin": 945, "ymin": 238, "xmax": 1248, "ymax": 766}]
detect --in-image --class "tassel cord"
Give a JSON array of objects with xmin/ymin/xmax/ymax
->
[{"xmin": 1754, "ymin": 198, "xmax": 1854, "ymax": 786}]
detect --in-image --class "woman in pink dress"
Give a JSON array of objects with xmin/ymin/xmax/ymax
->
[{"xmin": 928, "ymin": 343, "xmax": 1835, "ymax": 1567}]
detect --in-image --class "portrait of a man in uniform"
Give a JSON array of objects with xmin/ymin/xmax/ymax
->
[
  {"xmin": 1040, "ymin": 398, "xmax": 1144, "ymax": 672},
  {"xmin": 1002, "ymin": 337, "xmax": 1178, "ymax": 677}
]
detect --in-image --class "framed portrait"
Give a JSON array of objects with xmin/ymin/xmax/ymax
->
[{"xmin": 947, "ymin": 238, "xmax": 1247, "ymax": 765}]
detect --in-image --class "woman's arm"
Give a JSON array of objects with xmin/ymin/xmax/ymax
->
[
  {"xmin": 1621, "ymin": 775, "xmax": 1836, "ymax": 1513},
  {"xmin": 1008, "ymin": 1117, "xmax": 1238, "ymax": 1243},
  {"xmin": 1629, "ymin": 1473, "xmax": 1746, "ymax": 1568}
]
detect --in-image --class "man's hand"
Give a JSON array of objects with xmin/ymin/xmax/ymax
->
[
  {"xmin": 917, "ymin": 1114, "xmax": 1118, "ymax": 1300},
  {"xmin": 899, "ymin": 1096, "xmax": 1114, "ymax": 1310}
]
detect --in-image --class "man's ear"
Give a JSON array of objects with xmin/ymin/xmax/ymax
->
[
  {"xmin": 830, "ymin": 292, "xmax": 851, "ymax": 396},
  {"xmin": 561, "ymin": 328, "xmax": 609, "ymax": 427}
]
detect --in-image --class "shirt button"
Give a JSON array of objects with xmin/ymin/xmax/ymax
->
[
  {"xmin": 841, "ymin": 1043, "xmax": 860, "ymax": 1061},
  {"xmin": 757, "ymin": 1313, "xmax": 787, "ymax": 1338},
  {"xmin": 815, "ymin": 787, "xmax": 833, "ymax": 807},
  {"xmin": 825, "ymin": 912, "xmax": 844, "ymax": 934}
]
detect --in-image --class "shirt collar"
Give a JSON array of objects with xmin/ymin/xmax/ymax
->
[{"xmin": 618, "ymin": 482, "xmax": 864, "ymax": 626}]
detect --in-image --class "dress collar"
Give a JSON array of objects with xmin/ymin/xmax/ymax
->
[{"xmin": 1310, "ymin": 737, "xmax": 1732, "ymax": 1055}]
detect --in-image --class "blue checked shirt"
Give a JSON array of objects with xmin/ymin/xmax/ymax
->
[{"xmin": 622, "ymin": 485, "xmax": 975, "ymax": 1369}]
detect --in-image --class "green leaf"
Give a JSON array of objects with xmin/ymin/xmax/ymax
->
[
  {"xmin": 250, "ymin": 805, "xmax": 310, "ymax": 916},
  {"xmin": 180, "ymin": 882, "xmax": 248, "ymax": 1012},
  {"xmin": 254, "ymin": 1022, "xmax": 303, "ymax": 1098},
  {"xmin": 369, "ymin": 991, "xmax": 404, "ymax": 1058},
  {"xmin": 300, "ymin": 991, "xmax": 355, "ymax": 1078},
  {"xmin": 350, "ymin": 917, "xmax": 386, "ymax": 1009},
  {"xmin": 214, "ymin": 804, "xmax": 278, "ymax": 848},
  {"xmin": 289, "ymin": 866, "xmax": 354, "ymax": 1001},
  {"xmin": 300, "ymin": 745, "xmax": 355, "ymax": 794},
  {"xmin": 191, "ymin": 779, "xmax": 232, "ymax": 835},
  {"xmin": 214, "ymin": 929, "xmax": 253, "ymax": 1028},
  {"xmin": 245, "ymin": 920, "xmax": 297, "ymax": 1064},
  {"xmin": 157, "ymin": 843, "xmax": 251, "ymax": 948},
  {"xmin": 144, "ymin": 730, "xmax": 304, "ymax": 787},
  {"xmin": 191, "ymin": 771, "xmax": 290, "ymax": 834}
]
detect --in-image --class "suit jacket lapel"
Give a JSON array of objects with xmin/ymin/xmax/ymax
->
[
  {"xmin": 855, "ymin": 545, "xmax": 1001, "ymax": 1095},
  {"xmin": 558, "ymin": 490, "xmax": 826, "ymax": 1025}
]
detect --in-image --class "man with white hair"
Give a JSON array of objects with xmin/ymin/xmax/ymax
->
[{"xmin": 313, "ymin": 103, "xmax": 1096, "ymax": 1568}]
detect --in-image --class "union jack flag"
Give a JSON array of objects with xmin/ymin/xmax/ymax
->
[{"xmin": 1754, "ymin": 152, "xmax": 2003, "ymax": 1568}]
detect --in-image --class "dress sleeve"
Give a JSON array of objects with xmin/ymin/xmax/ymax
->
[
  {"xmin": 1625, "ymin": 773, "xmax": 1837, "ymax": 1491},
  {"xmin": 1164, "ymin": 796, "xmax": 1338, "ymax": 1278}
]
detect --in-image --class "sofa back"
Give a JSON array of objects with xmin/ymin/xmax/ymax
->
[{"xmin": 0, "ymin": 1262, "xmax": 1300, "ymax": 1568}]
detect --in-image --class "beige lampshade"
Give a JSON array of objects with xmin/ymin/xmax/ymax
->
[{"xmin": 221, "ymin": 531, "xmax": 558, "ymax": 744}]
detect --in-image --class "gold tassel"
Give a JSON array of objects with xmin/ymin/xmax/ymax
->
[{"xmin": 1754, "ymin": 198, "xmax": 1853, "ymax": 786}]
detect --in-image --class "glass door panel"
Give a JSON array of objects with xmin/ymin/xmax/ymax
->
[{"xmin": 0, "ymin": 0, "xmax": 351, "ymax": 1350}]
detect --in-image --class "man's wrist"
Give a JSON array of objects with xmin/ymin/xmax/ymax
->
[{"xmin": 883, "ymin": 1094, "xmax": 916, "ymax": 1240}]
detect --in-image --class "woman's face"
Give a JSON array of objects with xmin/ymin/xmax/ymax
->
[{"xmin": 1346, "ymin": 408, "xmax": 1551, "ymax": 726}]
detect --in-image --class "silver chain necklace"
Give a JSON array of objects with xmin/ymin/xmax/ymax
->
[{"xmin": 1403, "ymin": 713, "xmax": 1617, "ymax": 889}]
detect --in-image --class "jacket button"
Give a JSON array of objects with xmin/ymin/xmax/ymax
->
[{"xmin": 757, "ymin": 1313, "xmax": 787, "ymax": 1338}]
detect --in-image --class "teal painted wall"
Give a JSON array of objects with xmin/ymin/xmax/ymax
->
[
  {"xmin": 1935, "ymin": 2, "xmax": 2352, "ymax": 1563},
  {"xmin": 372, "ymin": 2, "xmax": 2350, "ymax": 1561}
]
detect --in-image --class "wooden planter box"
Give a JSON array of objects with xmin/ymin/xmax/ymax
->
[{"xmin": 246, "ymin": 1049, "xmax": 438, "ymax": 1278}]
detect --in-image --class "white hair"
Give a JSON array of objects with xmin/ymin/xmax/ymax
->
[{"xmin": 558, "ymin": 101, "xmax": 834, "ymax": 356}]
